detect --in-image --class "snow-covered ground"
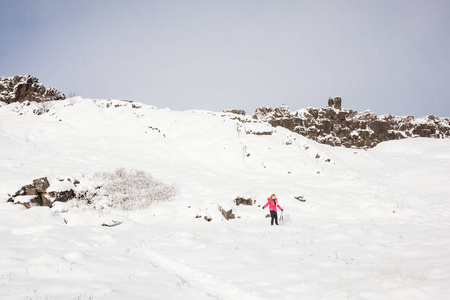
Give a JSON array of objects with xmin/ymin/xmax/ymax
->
[{"xmin": 1, "ymin": 98, "xmax": 449, "ymax": 300}]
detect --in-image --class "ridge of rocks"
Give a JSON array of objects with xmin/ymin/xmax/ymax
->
[
  {"xmin": 0, "ymin": 75, "xmax": 65, "ymax": 104},
  {"xmin": 252, "ymin": 97, "xmax": 450, "ymax": 148}
]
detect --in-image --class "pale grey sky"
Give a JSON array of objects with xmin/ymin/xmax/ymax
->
[{"xmin": 1, "ymin": 0, "xmax": 450, "ymax": 117}]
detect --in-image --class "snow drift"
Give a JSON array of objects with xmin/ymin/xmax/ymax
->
[{"xmin": 1, "ymin": 98, "xmax": 449, "ymax": 299}]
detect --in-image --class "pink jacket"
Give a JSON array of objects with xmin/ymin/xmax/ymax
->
[{"xmin": 263, "ymin": 198, "xmax": 283, "ymax": 212}]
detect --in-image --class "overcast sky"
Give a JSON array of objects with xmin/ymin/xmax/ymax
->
[{"xmin": 1, "ymin": 0, "xmax": 450, "ymax": 117}]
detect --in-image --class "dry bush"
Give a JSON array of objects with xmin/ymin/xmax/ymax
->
[{"xmin": 78, "ymin": 168, "xmax": 176, "ymax": 211}]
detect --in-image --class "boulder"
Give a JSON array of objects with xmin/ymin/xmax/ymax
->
[
  {"xmin": 325, "ymin": 107, "xmax": 337, "ymax": 119},
  {"xmin": 317, "ymin": 119, "xmax": 332, "ymax": 134},
  {"xmin": 219, "ymin": 206, "xmax": 235, "ymax": 220},
  {"xmin": 234, "ymin": 197, "xmax": 253, "ymax": 206},
  {"xmin": 333, "ymin": 97, "xmax": 342, "ymax": 110},
  {"xmin": 307, "ymin": 127, "xmax": 319, "ymax": 138},
  {"xmin": 279, "ymin": 118, "xmax": 296, "ymax": 131},
  {"xmin": 33, "ymin": 177, "xmax": 50, "ymax": 193},
  {"xmin": 327, "ymin": 97, "xmax": 342, "ymax": 110},
  {"xmin": 369, "ymin": 120, "xmax": 390, "ymax": 135},
  {"xmin": 338, "ymin": 111, "xmax": 347, "ymax": 120}
]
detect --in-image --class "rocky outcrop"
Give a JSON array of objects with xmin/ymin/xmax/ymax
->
[
  {"xmin": 253, "ymin": 98, "xmax": 450, "ymax": 148},
  {"xmin": 8, "ymin": 177, "xmax": 77, "ymax": 208},
  {"xmin": 0, "ymin": 75, "xmax": 65, "ymax": 104}
]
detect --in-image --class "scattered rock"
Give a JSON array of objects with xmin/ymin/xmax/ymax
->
[{"xmin": 204, "ymin": 216, "xmax": 212, "ymax": 222}]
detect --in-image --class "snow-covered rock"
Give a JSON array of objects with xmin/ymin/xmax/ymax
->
[
  {"xmin": 254, "ymin": 97, "xmax": 450, "ymax": 148},
  {"xmin": 1, "ymin": 97, "xmax": 450, "ymax": 299},
  {"xmin": 0, "ymin": 75, "xmax": 65, "ymax": 104}
]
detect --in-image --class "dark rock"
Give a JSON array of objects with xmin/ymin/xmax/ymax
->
[
  {"xmin": 219, "ymin": 206, "xmax": 235, "ymax": 220},
  {"xmin": 279, "ymin": 118, "xmax": 296, "ymax": 131},
  {"xmin": 224, "ymin": 109, "xmax": 246, "ymax": 116},
  {"xmin": 246, "ymin": 130, "xmax": 272, "ymax": 135},
  {"xmin": 101, "ymin": 220, "xmax": 123, "ymax": 227},
  {"xmin": 338, "ymin": 111, "xmax": 347, "ymax": 120},
  {"xmin": 294, "ymin": 196, "xmax": 306, "ymax": 202},
  {"xmin": 234, "ymin": 197, "xmax": 253, "ymax": 206},
  {"xmin": 327, "ymin": 97, "xmax": 334, "ymax": 108},
  {"xmin": 10, "ymin": 177, "xmax": 76, "ymax": 208},
  {"xmin": 252, "ymin": 98, "xmax": 450, "ymax": 149},
  {"xmin": 33, "ymin": 177, "xmax": 50, "ymax": 193},
  {"xmin": 369, "ymin": 120, "xmax": 389, "ymax": 136},
  {"xmin": 17, "ymin": 184, "xmax": 37, "ymax": 196},
  {"xmin": 1, "ymin": 75, "xmax": 65, "ymax": 104},
  {"xmin": 46, "ymin": 190, "xmax": 75, "ymax": 203},
  {"xmin": 307, "ymin": 127, "xmax": 319, "ymax": 138},
  {"xmin": 41, "ymin": 195, "xmax": 52, "ymax": 207},
  {"xmin": 359, "ymin": 129, "xmax": 372, "ymax": 140},
  {"xmin": 317, "ymin": 119, "xmax": 332, "ymax": 134},
  {"xmin": 333, "ymin": 97, "xmax": 342, "ymax": 110},
  {"xmin": 326, "ymin": 107, "xmax": 337, "ymax": 119},
  {"xmin": 327, "ymin": 97, "xmax": 342, "ymax": 110}
]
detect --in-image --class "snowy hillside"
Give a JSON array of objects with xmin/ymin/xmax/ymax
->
[{"xmin": 1, "ymin": 98, "xmax": 450, "ymax": 299}]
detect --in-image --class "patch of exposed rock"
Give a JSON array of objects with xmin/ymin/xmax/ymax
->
[
  {"xmin": 0, "ymin": 75, "xmax": 65, "ymax": 104},
  {"xmin": 234, "ymin": 197, "xmax": 254, "ymax": 206},
  {"xmin": 253, "ymin": 98, "xmax": 450, "ymax": 148},
  {"xmin": 8, "ymin": 177, "xmax": 77, "ymax": 208},
  {"xmin": 223, "ymin": 109, "xmax": 246, "ymax": 116},
  {"xmin": 219, "ymin": 206, "xmax": 235, "ymax": 220}
]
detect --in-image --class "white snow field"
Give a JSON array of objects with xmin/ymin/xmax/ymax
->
[{"xmin": 1, "ymin": 98, "xmax": 449, "ymax": 300}]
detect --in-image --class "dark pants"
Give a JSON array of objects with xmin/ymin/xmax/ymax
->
[{"xmin": 270, "ymin": 211, "xmax": 278, "ymax": 225}]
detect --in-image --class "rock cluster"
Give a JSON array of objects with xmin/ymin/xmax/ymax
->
[
  {"xmin": 0, "ymin": 75, "xmax": 65, "ymax": 104},
  {"xmin": 234, "ymin": 197, "xmax": 253, "ymax": 206},
  {"xmin": 8, "ymin": 177, "xmax": 77, "ymax": 208},
  {"xmin": 254, "ymin": 98, "xmax": 450, "ymax": 148}
]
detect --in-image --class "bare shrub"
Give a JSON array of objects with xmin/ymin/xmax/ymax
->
[{"xmin": 77, "ymin": 168, "xmax": 176, "ymax": 211}]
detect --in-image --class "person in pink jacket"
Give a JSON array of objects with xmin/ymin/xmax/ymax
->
[{"xmin": 263, "ymin": 194, "xmax": 283, "ymax": 225}]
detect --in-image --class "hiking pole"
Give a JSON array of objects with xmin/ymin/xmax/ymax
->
[{"xmin": 279, "ymin": 210, "xmax": 284, "ymax": 222}]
